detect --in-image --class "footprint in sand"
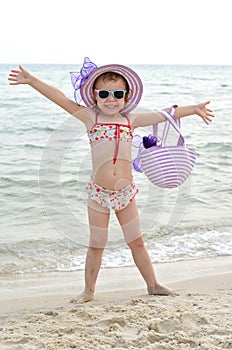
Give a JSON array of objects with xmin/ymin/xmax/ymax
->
[
  {"xmin": 95, "ymin": 316, "xmax": 126, "ymax": 328},
  {"xmin": 181, "ymin": 312, "xmax": 209, "ymax": 330},
  {"xmin": 148, "ymin": 317, "xmax": 181, "ymax": 333}
]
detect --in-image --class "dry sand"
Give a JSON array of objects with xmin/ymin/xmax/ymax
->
[{"xmin": 0, "ymin": 257, "xmax": 231, "ymax": 349}]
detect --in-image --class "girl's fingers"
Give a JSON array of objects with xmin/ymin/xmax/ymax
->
[
  {"xmin": 10, "ymin": 72, "xmax": 19, "ymax": 76},
  {"xmin": 19, "ymin": 65, "xmax": 26, "ymax": 73},
  {"xmin": 204, "ymin": 115, "xmax": 213, "ymax": 124},
  {"xmin": 8, "ymin": 75, "xmax": 18, "ymax": 81}
]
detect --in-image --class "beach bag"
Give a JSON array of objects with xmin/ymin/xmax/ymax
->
[{"xmin": 133, "ymin": 107, "xmax": 197, "ymax": 188}]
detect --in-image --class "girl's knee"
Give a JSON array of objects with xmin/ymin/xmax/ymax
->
[
  {"xmin": 89, "ymin": 237, "xmax": 108, "ymax": 249},
  {"xmin": 127, "ymin": 235, "xmax": 144, "ymax": 250}
]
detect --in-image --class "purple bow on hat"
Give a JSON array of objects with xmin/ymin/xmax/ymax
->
[{"xmin": 70, "ymin": 57, "xmax": 97, "ymax": 90}]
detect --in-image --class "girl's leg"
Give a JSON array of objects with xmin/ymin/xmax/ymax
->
[
  {"xmin": 115, "ymin": 200, "xmax": 177, "ymax": 295},
  {"xmin": 70, "ymin": 198, "xmax": 110, "ymax": 303}
]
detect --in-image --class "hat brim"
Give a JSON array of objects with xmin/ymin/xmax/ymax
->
[{"xmin": 80, "ymin": 64, "xmax": 143, "ymax": 114}]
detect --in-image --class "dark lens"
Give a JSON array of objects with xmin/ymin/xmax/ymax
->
[
  {"xmin": 98, "ymin": 90, "xmax": 109, "ymax": 99},
  {"xmin": 113, "ymin": 90, "xmax": 124, "ymax": 99}
]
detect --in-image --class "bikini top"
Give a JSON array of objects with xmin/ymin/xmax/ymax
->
[{"xmin": 88, "ymin": 114, "xmax": 133, "ymax": 164}]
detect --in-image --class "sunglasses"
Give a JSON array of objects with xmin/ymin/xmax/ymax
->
[{"xmin": 95, "ymin": 89, "xmax": 127, "ymax": 100}]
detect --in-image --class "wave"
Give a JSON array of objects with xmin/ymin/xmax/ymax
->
[
  {"xmin": 23, "ymin": 143, "xmax": 45, "ymax": 149},
  {"xmin": 198, "ymin": 142, "xmax": 232, "ymax": 151},
  {"xmin": 0, "ymin": 238, "xmax": 87, "ymax": 276},
  {"xmin": 0, "ymin": 224, "xmax": 231, "ymax": 276}
]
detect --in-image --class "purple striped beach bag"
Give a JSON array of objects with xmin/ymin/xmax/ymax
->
[{"xmin": 133, "ymin": 107, "xmax": 197, "ymax": 188}]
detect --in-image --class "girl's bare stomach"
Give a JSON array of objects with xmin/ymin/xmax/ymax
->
[
  {"xmin": 92, "ymin": 159, "xmax": 133, "ymax": 190},
  {"xmin": 90, "ymin": 141, "xmax": 133, "ymax": 190}
]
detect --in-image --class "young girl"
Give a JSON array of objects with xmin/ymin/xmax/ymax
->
[{"xmin": 8, "ymin": 57, "xmax": 214, "ymax": 303}]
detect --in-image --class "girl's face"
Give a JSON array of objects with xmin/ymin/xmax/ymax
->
[{"xmin": 93, "ymin": 76, "xmax": 127, "ymax": 116}]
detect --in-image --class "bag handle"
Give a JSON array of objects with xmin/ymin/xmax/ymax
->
[
  {"xmin": 157, "ymin": 107, "xmax": 185, "ymax": 146},
  {"xmin": 162, "ymin": 107, "xmax": 180, "ymax": 144},
  {"xmin": 152, "ymin": 106, "xmax": 180, "ymax": 143}
]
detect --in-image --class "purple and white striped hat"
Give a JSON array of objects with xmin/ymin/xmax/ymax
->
[{"xmin": 70, "ymin": 57, "xmax": 143, "ymax": 114}]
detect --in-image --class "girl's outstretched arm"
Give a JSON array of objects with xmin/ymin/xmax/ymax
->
[
  {"xmin": 131, "ymin": 101, "xmax": 214, "ymax": 128},
  {"xmin": 174, "ymin": 101, "xmax": 214, "ymax": 124},
  {"xmin": 8, "ymin": 65, "xmax": 86, "ymax": 119}
]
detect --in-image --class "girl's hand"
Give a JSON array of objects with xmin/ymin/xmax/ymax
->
[
  {"xmin": 8, "ymin": 65, "xmax": 32, "ymax": 85},
  {"xmin": 195, "ymin": 101, "xmax": 215, "ymax": 124}
]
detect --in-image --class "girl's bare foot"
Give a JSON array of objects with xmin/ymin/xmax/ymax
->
[
  {"xmin": 70, "ymin": 291, "xmax": 94, "ymax": 304},
  {"xmin": 147, "ymin": 284, "xmax": 179, "ymax": 296}
]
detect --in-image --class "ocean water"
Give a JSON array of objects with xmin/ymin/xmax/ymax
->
[{"xmin": 0, "ymin": 63, "xmax": 231, "ymax": 277}]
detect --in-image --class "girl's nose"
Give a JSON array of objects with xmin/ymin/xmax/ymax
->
[{"xmin": 107, "ymin": 92, "xmax": 116, "ymax": 101}]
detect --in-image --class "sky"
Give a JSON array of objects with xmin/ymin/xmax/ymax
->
[{"xmin": 0, "ymin": 0, "xmax": 231, "ymax": 65}]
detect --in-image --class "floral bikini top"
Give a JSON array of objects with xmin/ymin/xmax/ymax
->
[{"xmin": 88, "ymin": 114, "xmax": 133, "ymax": 164}]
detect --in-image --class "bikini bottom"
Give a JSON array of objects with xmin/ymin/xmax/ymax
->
[{"xmin": 86, "ymin": 178, "xmax": 138, "ymax": 211}]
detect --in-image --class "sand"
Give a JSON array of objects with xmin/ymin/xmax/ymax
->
[{"xmin": 0, "ymin": 257, "xmax": 231, "ymax": 349}]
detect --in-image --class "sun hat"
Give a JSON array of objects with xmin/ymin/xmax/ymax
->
[{"xmin": 70, "ymin": 57, "xmax": 143, "ymax": 114}]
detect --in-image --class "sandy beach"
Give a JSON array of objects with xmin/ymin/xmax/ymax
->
[{"xmin": 0, "ymin": 257, "xmax": 231, "ymax": 349}]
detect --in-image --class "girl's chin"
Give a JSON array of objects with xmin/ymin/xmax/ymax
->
[{"xmin": 101, "ymin": 105, "xmax": 122, "ymax": 115}]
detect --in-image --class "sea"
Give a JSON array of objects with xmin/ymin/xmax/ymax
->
[{"xmin": 0, "ymin": 63, "xmax": 231, "ymax": 278}]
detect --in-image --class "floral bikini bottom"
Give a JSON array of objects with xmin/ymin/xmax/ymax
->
[{"xmin": 86, "ymin": 178, "xmax": 138, "ymax": 211}]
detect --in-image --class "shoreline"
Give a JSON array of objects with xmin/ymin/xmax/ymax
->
[{"xmin": 0, "ymin": 256, "xmax": 231, "ymax": 312}]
